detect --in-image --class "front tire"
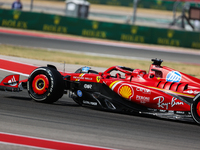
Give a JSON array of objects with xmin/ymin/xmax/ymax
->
[
  {"xmin": 191, "ymin": 93, "xmax": 200, "ymax": 124},
  {"xmin": 27, "ymin": 67, "xmax": 64, "ymax": 103}
]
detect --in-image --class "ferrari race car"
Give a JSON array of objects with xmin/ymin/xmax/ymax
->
[{"xmin": 1, "ymin": 58, "xmax": 200, "ymax": 124}]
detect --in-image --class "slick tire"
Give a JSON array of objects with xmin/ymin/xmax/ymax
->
[
  {"xmin": 191, "ymin": 93, "xmax": 200, "ymax": 124},
  {"xmin": 27, "ymin": 67, "xmax": 64, "ymax": 103}
]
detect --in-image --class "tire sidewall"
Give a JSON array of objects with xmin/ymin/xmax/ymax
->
[
  {"xmin": 27, "ymin": 67, "xmax": 63, "ymax": 103},
  {"xmin": 191, "ymin": 93, "xmax": 200, "ymax": 124}
]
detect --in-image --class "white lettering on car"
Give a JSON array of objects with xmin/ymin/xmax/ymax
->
[
  {"xmin": 136, "ymin": 95, "xmax": 150, "ymax": 103},
  {"xmin": 136, "ymin": 87, "xmax": 151, "ymax": 94},
  {"xmin": 83, "ymin": 100, "xmax": 97, "ymax": 106},
  {"xmin": 171, "ymin": 97, "xmax": 183, "ymax": 107},
  {"xmin": 153, "ymin": 96, "xmax": 169, "ymax": 109},
  {"xmin": 153, "ymin": 96, "xmax": 184, "ymax": 109},
  {"xmin": 84, "ymin": 84, "xmax": 92, "ymax": 89}
]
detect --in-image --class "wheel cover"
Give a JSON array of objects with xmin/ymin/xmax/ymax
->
[
  {"xmin": 32, "ymin": 74, "xmax": 49, "ymax": 95},
  {"xmin": 196, "ymin": 102, "xmax": 200, "ymax": 117}
]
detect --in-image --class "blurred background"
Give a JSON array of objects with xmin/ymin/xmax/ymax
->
[
  {"xmin": 1, "ymin": 0, "xmax": 200, "ymax": 29},
  {"xmin": 0, "ymin": 0, "xmax": 200, "ymax": 49}
]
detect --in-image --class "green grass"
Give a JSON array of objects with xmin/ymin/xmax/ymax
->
[{"xmin": 0, "ymin": 44, "xmax": 200, "ymax": 78}]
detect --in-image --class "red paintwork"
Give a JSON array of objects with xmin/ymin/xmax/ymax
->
[
  {"xmin": 1, "ymin": 60, "xmax": 200, "ymax": 112},
  {"xmin": 0, "ymin": 74, "xmax": 20, "ymax": 88},
  {"xmin": 80, "ymin": 63, "xmax": 200, "ymax": 111},
  {"xmin": 99, "ymin": 64, "xmax": 200, "ymax": 111},
  {"xmin": 54, "ymin": 63, "xmax": 200, "ymax": 112}
]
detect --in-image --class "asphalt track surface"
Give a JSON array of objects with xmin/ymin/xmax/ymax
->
[
  {"xmin": 0, "ymin": 32, "xmax": 200, "ymax": 64},
  {"xmin": 1, "ymin": 31, "xmax": 200, "ymax": 149}
]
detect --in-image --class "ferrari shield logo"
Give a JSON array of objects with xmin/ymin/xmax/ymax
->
[{"xmin": 96, "ymin": 76, "xmax": 101, "ymax": 83}]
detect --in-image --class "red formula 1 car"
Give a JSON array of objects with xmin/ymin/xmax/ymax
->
[{"xmin": 1, "ymin": 59, "xmax": 200, "ymax": 124}]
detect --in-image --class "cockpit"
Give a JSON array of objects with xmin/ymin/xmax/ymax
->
[
  {"xmin": 102, "ymin": 66, "xmax": 147, "ymax": 80},
  {"xmin": 76, "ymin": 58, "xmax": 164, "ymax": 81},
  {"xmin": 102, "ymin": 59, "xmax": 164, "ymax": 81}
]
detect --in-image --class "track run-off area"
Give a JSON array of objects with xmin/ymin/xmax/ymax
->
[
  {"xmin": 0, "ymin": 28, "xmax": 200, "ymax": 64},
  {"xmin": 0, "ymin": 28, "xmax": 200, "ymax": 150}
]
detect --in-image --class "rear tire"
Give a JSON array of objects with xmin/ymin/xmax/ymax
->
[
  {"xmin": 27, "ymin": 67, "xmax": 64, "ymax": 103},
  {"xmin": 191, "ymin": 93, "xmax": 200, "ymax": 124}
]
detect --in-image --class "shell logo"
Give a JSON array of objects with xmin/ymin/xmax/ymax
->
[{"xmin": 119, "ymin": 85, "xmax": 134, "ymax": 100}]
